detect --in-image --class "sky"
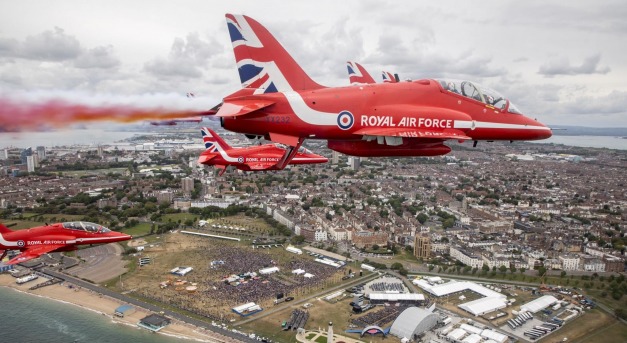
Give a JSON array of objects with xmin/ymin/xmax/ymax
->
[{"xmin": 1, "ymin": 0, "xmax": 626, "ymax": 128}]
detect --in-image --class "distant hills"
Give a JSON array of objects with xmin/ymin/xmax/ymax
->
[{"xmin": 548, "ymin": 125, "xmax": 627, "ymax": 136}]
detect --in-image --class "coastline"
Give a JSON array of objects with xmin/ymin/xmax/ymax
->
[{"xmin": 0, "ymin": 274, "xmax": 230, "ymax": 343}]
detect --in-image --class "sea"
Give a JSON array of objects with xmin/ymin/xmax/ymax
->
[
  {"xmin": 537, "ymin": 135, "xmax": 627, "ymax": 150},
  {"xmin": 0, "ymin": 287, "xmax": 188, "ymax": 343},
  {"xmin": 0, "ymin": 129, "xmax": 145, "ymax": 148}
]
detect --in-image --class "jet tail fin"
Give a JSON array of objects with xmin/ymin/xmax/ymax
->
[
  {"xmin": 201, "ymin": 127, "xmax": 232, "ymax": 152},
  {"xmin": 225, "ymin": 14, "xmax": 325, "ymax": 93},
  {"xmin": 347, "ymin": 61, "xmax": 376, "ymax": 84},
  {"xmin": 0, "ymin": 223, "xmax": 12, "ymax": 234}
]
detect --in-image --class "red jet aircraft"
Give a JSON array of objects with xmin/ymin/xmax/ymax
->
[
  {"xmin": 198, "ymin": 127, "xmax": 327, "ymax": 175},
  {"xmin": 214, "ymin": 14, "xmax": 552, "ymax": 165},
  {"xmin": 0, "ymin": 222, "xmax": 132, "ymax": 265},
  {"xmin": 347, "ymin": 61, "xmax": 397, "ymax": 84}
]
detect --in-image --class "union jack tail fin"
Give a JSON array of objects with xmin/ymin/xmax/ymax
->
[
  {"xmin": 225, "ymin": 14, "xmax": 325, "ymax": 94},
  {"xmin": 382, "ymin": 71, "xmax": 398, "ymax": 83},
  {"xmin": 0, "ymin": 223, "xmax": 12, "ymax": 234},
  {"xmin": 201, "ymin": 127, "xmax": 231, "ymax": 152},
  {"xmin": 347, "ymin": 61, "xmax": 376, "ymax": 84}
]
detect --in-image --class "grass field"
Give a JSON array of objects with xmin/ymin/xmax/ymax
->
[
  {"xmin": 121, "ymin": 222, "xmax": 153, "ymax": 237},
  {"xmin": 539, "ymin": 308, "xmax": 627, "ymax": 343}
]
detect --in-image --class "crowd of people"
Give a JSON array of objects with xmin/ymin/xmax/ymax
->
[
  {"xmin": 368, "ymin": 281, "xmax": 406, "ymax": 293},
  {"xmin": 133, "ymin": 237, "xmax": 342, "ymax": 321}
]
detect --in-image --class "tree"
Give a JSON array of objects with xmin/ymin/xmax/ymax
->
[
  {"xmin": 416, "ymin": 213, "xmax": 428, "ymax": 224},
  {"xmin": 510, "ymin": 265, "xmax": 516, "ymax": 274},
  {"xmin": 472, "ymin": 267, "xmax": 478, "ymax": 275},
  {"xmin": 482, "ymin": 265, "xmax": 490, "ymax": 275},
  {"xmin": 561, "ymin": 271, "xmax": 567, "ymax": 278},
  {"xmin": 391, "ymin": 262, "xmax": 403, "ymax": 270},
  {"xmin": 499, "ymin": 265, "xmax": 507, "ymax": 275},
  {"xmin": 428, "ymin": 265, "xmax": 435, "ymax": 272},
  {"xmin": 372, "ymin": 244, "xmax": 380, "ymax": 251},
  {"xmin": 538, "ymin": 266, "xmax": 547, "ymax": 277}
]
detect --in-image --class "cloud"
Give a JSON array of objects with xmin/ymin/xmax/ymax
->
[
  {"xmin": 538, "ymin": 54, "xmax": 611, "ymax": 76},
  {"xmin": 21, "ymin": 27, "xmax": 82, "ymax": 61},
  {"xmin": 74, "ymin": 45, "xmax": 120, "ymax": 69},
  {"xmin": 144, "ymin": 32, "xmax": 218, "ymax": 79}
]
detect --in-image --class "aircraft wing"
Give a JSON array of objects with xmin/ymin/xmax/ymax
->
[
  {"xmin": 7, "ymin": 244, "xmax": 66, "ymax": 265},
  {"xmin": 215, "ymin": 99, "xmax": 275, "ymax": 117},
  {"xmin": 354, "ymin": 127, "xmax": 472, "ymax": 141}
]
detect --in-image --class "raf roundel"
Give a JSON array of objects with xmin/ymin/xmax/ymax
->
[
  {"xmin": 337, "ymin": 111, "xmax": 354, "ymax": 130},
  {"xmin": 17, "ymin": 240, "xmax": 25, "ymax": 247},
  {"xmin": 237, "ymin": 156, "xmax": 244, "ymax": 163}
]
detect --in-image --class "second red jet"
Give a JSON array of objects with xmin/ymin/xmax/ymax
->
[{"xmin": 198, "ymin": 127, "xmax": 327, "ymax": 175}]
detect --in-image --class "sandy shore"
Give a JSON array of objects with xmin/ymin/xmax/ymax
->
[{"xmin": 0, "ymin": 274, "xmax": 240, "ymax": 343}]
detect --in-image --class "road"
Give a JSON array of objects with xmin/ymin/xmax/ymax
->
[{"xmin": 41, "ymin": 268, "xmax": 258, "ymax": 343}]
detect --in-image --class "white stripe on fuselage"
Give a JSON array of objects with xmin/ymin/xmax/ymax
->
[
  {"xmin": 455, "ymin": 120, "xmax": 550, "ymax": 131},
  {"xmin": 282, "ymin": 91, "xmax": 339, "ymax": 126},
  {"xmin": 0, "ymin": 233, "xmax": 18, "ymax": 247}
]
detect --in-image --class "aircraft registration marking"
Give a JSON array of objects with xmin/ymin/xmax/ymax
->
[
  {"xmin": 265, "ymin": 116, "xmax": 290, "ymax": 124},
  {"xmin": 360, "ymin": 115, "xmax": 453, "ymax": 128}
]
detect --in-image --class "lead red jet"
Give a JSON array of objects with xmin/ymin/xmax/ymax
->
[
  {"xmin": 212, "ymin": 14, "xmax": 552, "ymax": 167},
  {"xmin": 197, "ymin": 127, "xmax": 327, "ymax": 175},
  {"xmin": 0, "ymin": 222, "xmax": 132, "ymax": 265}
]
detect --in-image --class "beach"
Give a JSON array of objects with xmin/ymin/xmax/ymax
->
[{"xmin": 0, "ymin": 274, "xmax": 239, "ymax": 343}]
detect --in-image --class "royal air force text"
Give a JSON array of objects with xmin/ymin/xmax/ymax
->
[{"xmin": 360, "ymin": 115, "xmax": 453, "ymax": 129}]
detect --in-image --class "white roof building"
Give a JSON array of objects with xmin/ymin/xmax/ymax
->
[
  {"xmin": 458, "ymin": 297, "xmax": 508, "ymax": 316},
  {"xmin": 520, "ymin": 295, "xmax": 558, "ymax": 313},
  {"xmin": 389, "ymin": 307, "xmax": 439, "ymax": 339},
  {"xmin": 368, "ymin": 293, "xmax": 425, "ymax": 302},
  {"xmin": 447, "ymin": 328, "xmax": 467, "ymax": 341},
  {"xmin": 413, "ymin": 280, "xmax": 506, "ymax": 299},
  {"xmin": 462, "ymin": 333, "xmax": 482, "ymax": 343}
]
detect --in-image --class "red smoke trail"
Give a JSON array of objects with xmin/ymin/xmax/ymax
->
[{"xmin": 0, "ymin": 98, "xmax": 210, "ymax": 131}]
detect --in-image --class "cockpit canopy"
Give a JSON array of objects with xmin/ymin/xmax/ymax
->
[
  {"xmin": 62, "ymin": 221, "xmax": 111, "ymax": 233},
  {"xmin": 437, "ymin": 79, "xmax": 522, "ymax": 114}
]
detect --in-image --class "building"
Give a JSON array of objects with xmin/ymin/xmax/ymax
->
[
  {"xmin": 156, "ymin": 190, "xmax": 175, "ymax": 204},
  {"xmin": 181, "ymin": 177, "xmax": 194, "ymax": 193},
  {"xmin": 559, "ymin": 254, "xmax": 580, "ymax": 271},
  {"xmin": 352, "ymin": 230, "xmax": 388, "ymax": 248},
  {"xmin": 349, "ymin": 156, "xmax": 360, "ymax": 170},
  {"xmin": 138, "ymin": 314, "xmax": 171, "ymax": 332},
  {"xmin": 20, "ymin": 147, "xmax": 32, "ymax": 164},
  {"xmin": 414, "ymin": 235, "xmax": 431, "ymax": 259},
  {"xmin": 114, "ymin": 305, "xmax": 135, "ymax": 317},
  {"xmin": 26, "ymin": 155, "xmax": 35, "ymax": 173},
  {"xmin": 36, "ymin": 146, "xmax": 46, "ymax": 161},
  {"xmin": 331, "ymin": 150, "xmax": 339, "ymax": 165},
  {"xmin": 0, "ymin": 149, "xmax": 8, "ymax": 160},
  {"xmin": 389, "ymin": 307, "xmax": 439, "ymax": 339},
  {"xmin": 450, "ymin": 246, "xmax": 484, "ymax": 268},
  {"xmin": 604, "ymin": 256, "xmax": 625, "ymax": 273},
  {"xmin": 314, "ymin": 229, "xmax": 328, "ymax": 242}
]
